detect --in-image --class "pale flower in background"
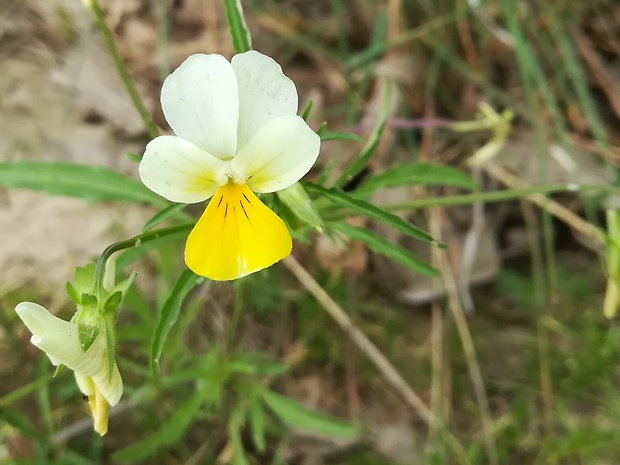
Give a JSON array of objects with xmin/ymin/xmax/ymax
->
[
  {"xmin": 15, "ymin": 302, "xmax": 122, "ymax": 436},
  {"xmin": 139, "ymin": 50, "xmax": 321, "ymax": 281}
]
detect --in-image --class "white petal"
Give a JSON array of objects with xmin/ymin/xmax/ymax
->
[
  {"xmin": 232, "ymin": 51, "xmax": 298, "ymax": 151},
  {"xmin": 92, "ymin": 362, "xmax": 123, "ymax": 407},
  {"xmin": 139, "ymin": 135, "xmax": 226, "ymax": 203},
  {"xmin": 161, "ymin": 54, "xmax": 239, "ymax": 159},
  {"xmin": 75, "ymin": 372, "xmax": 96, "ymax": 396},
  {"xmin": 231, "ymin": 115, "xmax": 320, "ymax": 193},
  {"xmin": 15, "ymin": 302, "xmax": 104, "ymax": 376}
]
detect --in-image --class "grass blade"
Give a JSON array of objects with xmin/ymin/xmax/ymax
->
[
  {"xmin": 306, "ymin": 183, "xmax": 437, "ymax": 244},
  {"xmin": 330, "ymin": 222, "xmax": 439, "ymax": 277},
  {"xmin": 150, "ymin": 269, "xmax": 203, "ymax": 375}
]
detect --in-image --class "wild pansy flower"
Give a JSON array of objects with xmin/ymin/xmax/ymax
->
[
  {"xmin": 15, "ymin": 262, "xmax": 132, "ymax": 436},
  {"xmin": 15, "ymin": 302, "xmax": 122, "ymax": 435},
  {"xmin": 139, "ymin": 51, "xmax": 321, "ymax": 281}
]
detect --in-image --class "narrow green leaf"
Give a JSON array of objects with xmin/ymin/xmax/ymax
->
[
  {"xmin": 0, "ymin": 161, "xmax": 165, "ymax": 206},
  {"xmin": 301, "ymin": 100, "xmax": 313, "ymax": 121},
  {"xmin": 261, "ymin": 389, "xmax": 358, "ymax": 437},
  {"xmin": 320, "ymin": 131, "xmax": 364, "ymax": 143},
  {"xmin": 0, "ymin": 407, "xmax": 40, "ymax": 438},
  {"xmin": 355, "ymin": 163, "xmax": 478, "ymax": 196},
  {"xmin": 334, "ymin": 82, "xmax": 390, "ymax": 187},
  {"xmin": 112, "ymin": 387, "xmax": 212, "ymax": 462},
  {"xmin": 249, "ymin": 399, "xmax": 267, "ymax": 451},
  {"xmin": 222, "ymin": 0, "xmax": 252, "ymax": 53},
  {"xmin": 143, "ymin": 204, "xmax": 189, "ymax": 232},
  {"xmin": 65, "ymin": 281, "xmax": 81, "ymax": 304},
  {"xmin": 330, "ymin": 222, "xmax": 439, "ymax": 277},
  {"xmin": 306, "ymin": 183, "xmax": 436, "ymax": 244},
  {"xmin": 150, "ymin": 269, "xmax": 202, "ymax": 375}
]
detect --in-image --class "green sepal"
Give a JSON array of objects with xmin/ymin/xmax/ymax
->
[
  {"xmin": 110, "ymin": 271, "xmax": 137, "ymax": 300},
  {"xmin": 103, "ymin": 312, "xmax": 118, "ymax": 381},
  {"xmin": 276, "ymin": 183, "xmax": 323, "ymax": 231},
  {"xmin": 65, "ymin": 281, "xmax": 81, "ymax": 304},
  {"xmin": 73, "ymin": 262, "xmax": 96, "ymax": 294},
  {"xmin": 103, "ymin": 291, "xmax": 123, "ymax": 316},
  {"xmin": 53, "ymin": 364, "xmax": 65, "ymax": 377},
  {"xmin": 75, "ymin": 294, "xmax": 101, "ymax": 351}
]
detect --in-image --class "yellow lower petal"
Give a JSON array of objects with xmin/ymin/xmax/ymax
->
[
  {"xmin": 185, "ymin": 183, "xmax": 292, "ymax": 280},
  {"xmin": 86, "ymin": 384, "xmax": 109, "ymax": 436}
]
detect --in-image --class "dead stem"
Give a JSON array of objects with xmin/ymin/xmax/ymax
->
[
  {"xmin": 282, "ymin": 255, "xmax": 471, "ymax": 465},
  {"xmin": 484, "ymin": 162, "xmax": 605, "ymax": 248},
  {"xmin": 427, "ymin": 209, "xmax": 499, "ymax": 465}
]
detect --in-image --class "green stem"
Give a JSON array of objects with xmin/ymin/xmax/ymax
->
[
  {"xmin": 378, "ymin": 183, "xmax": 619, "ymax": 212},
  {"xmin": 89, "ymin": 0, "xmax": 159, "ymax": 139},
  {"xmin": 93, "ymin": 223, "xmax": 194, "ymax": 295}
]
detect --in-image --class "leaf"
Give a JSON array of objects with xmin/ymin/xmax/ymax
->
[
  {"xmin": 320, "ymin": 131, "xmax": 364, "ymax": 143},
  {"xmin": 222, "ymin": 0, "xmax": 252, "ymax": 53},
  {"xmin": 261, "ymin": 389, "xmax": 359, "ymax": 437},
  {"xmin": 305, "ymin": 183, "xmax": 437, "ymax": 244},
  {"xmin": 249, "ymin": 399, "xmax": 267, "ymax": 451},
  {"xmin": 143, "ymin": 204, "xmax": 188, "ymax": 232},
  {"xmin": 330, "ymin": 222, "xmax": 439, "ymax": 277},
  {"xmin": 0, "ymin": 161, "xmax": 165, "ymax": 206},
  {"xmin": 112, "ymin": 387, "xmax": 213, "ymax": 462},
  {"xmin": 355, "ymin": 163, "xmax": 478, "ymax": 195},
  {"xmin": 334, "ymin": 82, "xmax": 391, "ymax": 187},
  {"xmin": 150, "ymin": 269, "xmax": 203, "ymax": 375}
]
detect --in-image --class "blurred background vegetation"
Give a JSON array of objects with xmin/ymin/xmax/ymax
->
[{"xmin": 1, "ymin": 0, "xmax": 620, "ymax": 464}]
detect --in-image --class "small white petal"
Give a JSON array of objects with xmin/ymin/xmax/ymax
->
[
  {"xmin": 92, "ymin": 361, "xmax": 123, "ymax": 407},
  {"xmin": 140, "ymin": 135, "xmax": 226, "ymax": 203},
  {"xmin": 232, "ymin": 51, "xmax": 298, "ymax": 151},
  {"xmin": 161, "ymin": 54, "xmax": 239, "ymax": 159},
  {"xmin": 231, "ymin": 115, "xmax": 320, "ymax": 193},
  {"xmin": 15, "ymin": 302, "xmax": 104, "ymax": 376}
]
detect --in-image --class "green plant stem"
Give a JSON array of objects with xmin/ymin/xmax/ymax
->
[
  {"xmin": 89, "ymin": 0, "xmax": 159, "ymax": 139},
  {"xmin": 93, "ymin": 223, "xmax": 194, "ymax": 295},
  {"xmin": 377, "ymin": 183, "xmax": 619, "ymax": 211}
]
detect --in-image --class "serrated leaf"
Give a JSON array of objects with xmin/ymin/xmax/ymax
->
[
  {"xmin": 112, "ymin": 387, "xmax": 213, "ymax": 462},
  {"xmin": 0, "ymin": 161, "xmax": 166, "ymax": 206},
  {"xmin": 150, "ymin": 269, "xmax": 203, "ymax": 375},
  {"xmin": 355, "ymin": 163, "xmax": 478, "ymax": 195},
  {"xmin": 329, "ymin": 222, "xmax": 439, "ymax": 277},
  {"xmin": 261, "ymin": 389, "xmax": 359, "ymax": 437},
  {"xmin": 222, "ymin": 0, "xmax": 252, "ymax": 53},
  {"xmin": 306, "ymin": 183, "xmax": 437, "ymax": 244}
]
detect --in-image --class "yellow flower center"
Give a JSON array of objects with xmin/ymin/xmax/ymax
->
[{"xmin": 185, "ymin": 183, "xmax": 292, "ymax": 280}]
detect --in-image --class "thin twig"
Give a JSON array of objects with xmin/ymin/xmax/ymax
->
[
  {"xmin": 483, "ymin": 162, "xmax": 605, "ymax": 248},
  {"xmin": 428, "ymin": 209, "xmax": 499, "ymax": 465},
  {"xmin": 89, "ymin": 0, "xmax": 159, "ymax": 139},
  {"xmin": 282, "ymin": 255, "xmax": 470, "ymax": 465}
]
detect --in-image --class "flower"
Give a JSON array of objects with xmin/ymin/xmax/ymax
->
[
  {"xmin": 139, "ymin": 51, "xmax": 321, "ymax": 281},
  {"xmin": 15, "ymin": 302, "xmax": 122, "ymax": 436}
]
